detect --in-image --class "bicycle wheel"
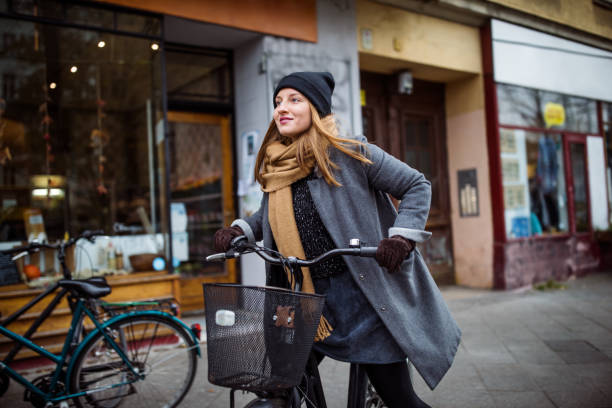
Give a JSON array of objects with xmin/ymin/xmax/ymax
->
[{"xmin": 70, "ymin": 314, "xmax": 198, "ymax": 408}]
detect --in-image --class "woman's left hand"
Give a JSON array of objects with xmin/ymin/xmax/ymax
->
[{"xmin": 375, "ymin": 235, "xmax": 415, "ymax": 273}]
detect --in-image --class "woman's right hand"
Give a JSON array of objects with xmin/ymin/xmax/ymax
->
[{"xmin": 213, "ymin": 226, "xmax": 244, "ymax": 252}]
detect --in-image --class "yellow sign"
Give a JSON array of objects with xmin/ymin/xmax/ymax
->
[
  {"xmin": 360, "ymin": 89, "xmax": 366, "ymax": 106},
  {"xmin": 544, "ymin": 102, "xmax": 565, "ymax": 128}
]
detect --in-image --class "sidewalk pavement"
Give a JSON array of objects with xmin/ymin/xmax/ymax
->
[{"xmin": 3, "ymin": 272, "xmax": 612, "ymax": 407}]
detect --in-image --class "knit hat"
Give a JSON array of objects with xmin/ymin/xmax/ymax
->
[{"xmin": 273, "ymin": 72, "xmax": 335, "ymax": 117}]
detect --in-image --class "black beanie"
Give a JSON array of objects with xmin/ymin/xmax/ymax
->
[{"xmin": 273, "ymin": 72, "xmax": 335, "ymax": 117}]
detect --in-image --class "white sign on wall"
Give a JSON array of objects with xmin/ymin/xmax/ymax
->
[{"xmin": 587, "ymin": 136, "xmax": 608, "ymax": 230}]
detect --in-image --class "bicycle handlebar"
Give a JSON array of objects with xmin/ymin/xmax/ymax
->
[
  {"xmin": 1, "ymin": 230, "xmax": 106, "ymax": 279},
  {"xmin": 1, "ymin": 230, "xmax": 105, "ymax": 257},
  {"xmin": 206, "ymin": 236, "xmax": 378, "ymax": 267}
]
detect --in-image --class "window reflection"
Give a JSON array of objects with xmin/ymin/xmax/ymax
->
[
  {"xmin": 501, "ymin": 129, "xmax": 568, "ymax": 238},
  {"xmin": 497, "ymin": 83, "xmax": 598, "ymax": 134},
  {"xmin": 0, "ymin": 16, "xmax": 163, "ymax": 243}
]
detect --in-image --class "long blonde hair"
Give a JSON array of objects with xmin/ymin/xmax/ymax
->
[{"xmin": 255, "ymin": 104, "xmax": 372, "ymax": 187}]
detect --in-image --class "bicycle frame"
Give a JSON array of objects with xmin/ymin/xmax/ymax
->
[{"xmin": 2, "ymin": 301, "xmax": 200, "ymax": 405}]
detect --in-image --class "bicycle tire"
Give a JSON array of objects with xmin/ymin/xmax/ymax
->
[{"xmin": 70, "ymin": 314, "xmax": 198, "ymax": 408}]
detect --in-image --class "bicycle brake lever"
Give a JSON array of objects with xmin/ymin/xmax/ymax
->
[
  {"xmin": 206, "ymin": 253, "xmax": 227, "ymax": 262},
  {"xmin": 230, "ymin": 235, "xmax": 248, "ymax": 248}
]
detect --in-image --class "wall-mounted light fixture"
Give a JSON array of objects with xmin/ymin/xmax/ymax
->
[{"xmin": 397, "ymin": 70, "xmax": 413, "ymax": 95}]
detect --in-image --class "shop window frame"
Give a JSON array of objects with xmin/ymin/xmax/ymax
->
[{"xmin": 496, "ymin": 121, "xmax": 606, "ymax": 242}]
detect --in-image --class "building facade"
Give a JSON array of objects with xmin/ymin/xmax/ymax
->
[
  {"xmin": 1, "ymin": 0, "xmax": 611, "ymax": 336},
  {"xmin": 358, "ymin": 0, "xmax": 612, "ymax": 288}
]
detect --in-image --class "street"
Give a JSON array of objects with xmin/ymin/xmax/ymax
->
[{"xmin": 3, "ymin": 272, "xmax": 612, "ymax": 408}]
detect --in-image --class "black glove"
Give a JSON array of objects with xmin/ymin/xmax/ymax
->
[
  {"xmin": 375, "ymin": 235, "xmax": 415, "ymax": 273},
  {"xmin": 213, "ymin": 226, "xmax": 244, "ymax": 252}
]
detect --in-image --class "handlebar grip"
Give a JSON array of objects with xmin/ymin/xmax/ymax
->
[{"xmin": 359, "ymin": 247, "xmax": 378, "ymax": 257}]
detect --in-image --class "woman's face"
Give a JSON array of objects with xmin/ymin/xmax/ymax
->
[{"xmin": 273, "ymin": 88, "xmax": 312, "ymax": 139}]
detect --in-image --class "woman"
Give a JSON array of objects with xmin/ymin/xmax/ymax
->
[{"xmin": 214, "ymin": 72, "xmax": 460, "ymax": 407}]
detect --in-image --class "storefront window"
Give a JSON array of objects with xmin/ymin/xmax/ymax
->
[
  {"xmin": 500, "ymin": 128, "xmax": 568, "ymax": 238},
  {"xmin": 0, "ymin": 9, "xmax": 166, "ymax": 275},
  {"xmin": 497, "ymin": 83, "xmax": 599, "ymax": 134}
]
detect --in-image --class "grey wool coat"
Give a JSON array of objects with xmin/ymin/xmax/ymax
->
[{"xmin": 232, "ymin": 138, "xmax": 461, "ymax": 390}]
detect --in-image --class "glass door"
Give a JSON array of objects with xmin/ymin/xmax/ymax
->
[
  {"xmin": 565, "ymin": 135, "xmax": 591, "ymax": 233},
  {"xmin": 167, "ymin": 111, "xmax": 236, "ymax": 285}
]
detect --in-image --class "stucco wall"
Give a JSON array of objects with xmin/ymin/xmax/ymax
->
[
  {"xmin": 446, "ymin": 76, "xmax": 493, "ymax": 288},
  {"xmin": 357, "ymin": 0, "xmax": 481, "ymax": 79}
]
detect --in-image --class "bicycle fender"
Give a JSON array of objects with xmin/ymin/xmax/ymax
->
[{"xmin": 66, "ymin": 310, "xmax": 201, "ymax": 392}]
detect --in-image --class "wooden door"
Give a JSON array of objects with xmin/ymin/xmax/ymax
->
[
  {"xmin": 361, "ymin": 72, "xmax": 453, "ymax": 283},
  {"xmin": 167, "ymin": 111, "xmax": 237, "ymax": 312}
]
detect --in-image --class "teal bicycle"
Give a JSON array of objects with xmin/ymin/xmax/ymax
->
[{"xmin": 0, "ymin": 231, "xmax": 201, "ymax": 408}]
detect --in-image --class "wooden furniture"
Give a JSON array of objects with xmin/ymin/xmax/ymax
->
[{"xmin": 0, "ymin": 271, "xmax": 180, "ymax": 360}]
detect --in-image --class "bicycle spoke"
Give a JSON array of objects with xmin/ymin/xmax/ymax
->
[
  {"xmin": 71, "ymin": 315, "xmax": 197, "ymax": 408},
  {"xmin": 142, "ymin": 320, "xmax": 161, "ymax": 367}
]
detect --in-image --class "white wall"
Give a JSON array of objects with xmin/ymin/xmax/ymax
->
[{"xmin": 492, "ymin": 19, "xmax": 612, "ymax": 103}]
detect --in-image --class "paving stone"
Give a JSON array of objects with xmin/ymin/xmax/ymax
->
[
  {"xmin": 462, "ymin": 340, "xmax": 517, "ymax": 364},
  {"xmin": 520, "ymin": 363, "xmax": 599, "ymax": 392},
  {"xmin": 490, "ymin": 391, "xmax": 556, "ymax": 408},
  {"xmin": 430, "ymin": 388, "xmax": 496, "ymax": 408},
  {"xmin": 544, "ymin": 339, "xmax": 598, "ymax": 352},
  {"xmin": 556, "ymin": 350, "xmax": 611, "ymax": 364},
  {"xmin": 506, "ymin": 340, "xmax": 566, "ymax": 365},
  {"xmin": 474, "ymin": 363, "xmax": 538, "ymax": 392},
  {"xmin": 545, "ymin": 386, "xmax": 612, "ymax": 408}
]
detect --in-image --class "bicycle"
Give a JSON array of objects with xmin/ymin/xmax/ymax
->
[
  {"xmin": 0, "ymin": 231, "xmax": 201, "ymax": 408},
  {"xmin": 204, "ymin": 236, "xmax": 389, "ymax": 408}
]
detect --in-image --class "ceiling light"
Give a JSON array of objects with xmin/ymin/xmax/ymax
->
[
  {"xmin": 49, "ymin": 82, "xmax": 57, "ymax": 89},
  {"xmin": 98, "ymin": 41, "xmax": 106, "ymax": 48},
  {"xmin": 32, "ymin": 188, "xmax": 65, "ymax": 198},
  {"xmin": 151, "ymin": 43, "xmax": 159, "ymax": 51},
  {"xmin": 70, "ymin": 66, "xmax": 78, "ymax": 73}
]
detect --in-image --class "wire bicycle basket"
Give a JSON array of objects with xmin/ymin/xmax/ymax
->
[{"xmin": 203, "ymin": 283, "xmax": 325, "ymax": 392}]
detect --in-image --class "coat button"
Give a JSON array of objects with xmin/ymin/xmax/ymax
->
[
  {"xmin": 380, "ymin": 306, "xmax": 387, "ymax": 311},
  {"xmin": 359, "ymin": 274, "xmax": 365, "ymax": 280}
]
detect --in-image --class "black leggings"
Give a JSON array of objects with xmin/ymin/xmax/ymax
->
[
  {"xmin": 315, "ymin": 353, "xmax": 430, "ymax": 408},
  {"xmin": 362, "ymin": 361, "xmax": 430, "ymax": 408}
]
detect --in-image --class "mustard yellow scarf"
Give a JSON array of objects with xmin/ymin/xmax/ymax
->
[{"xmin": 261, "ymin": 139, "xmax": 333, "ymax": 341}]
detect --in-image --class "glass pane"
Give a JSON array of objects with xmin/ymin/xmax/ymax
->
[
  {"xmin": 65, "ymin": 4, "xmax": 114, "ymax": 29},
  {"xmin": 497, "ymin": 83, "xmax": 542, "ymax": 128},
  {"xmin": 570, "ymin": 143, "xmax": 589, "ymax": 232},
  {"xmin": 166, "ymin": 50, "xmax": 231, "ymax": 104},
  {"xmin": 169, "ymin": 118, "xmax": 224, "ymax": 276},
  {"xmin": 500, "ymin": 129, "xmax": 568, "ymax": 239},
  {"xmin": 498, "ymin": 83, "xmax": 598, "ymax": 134},
  {"xmin": 0, "ymin": 17, "xmax": 164, "ymax": 264},
  {"xmin": 11, "ymin": 0, "xmax": 64, "ymax": 19},
  {"xmin": 116, "ymin": 12, "xmax": 161, "ymax": 36}
]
